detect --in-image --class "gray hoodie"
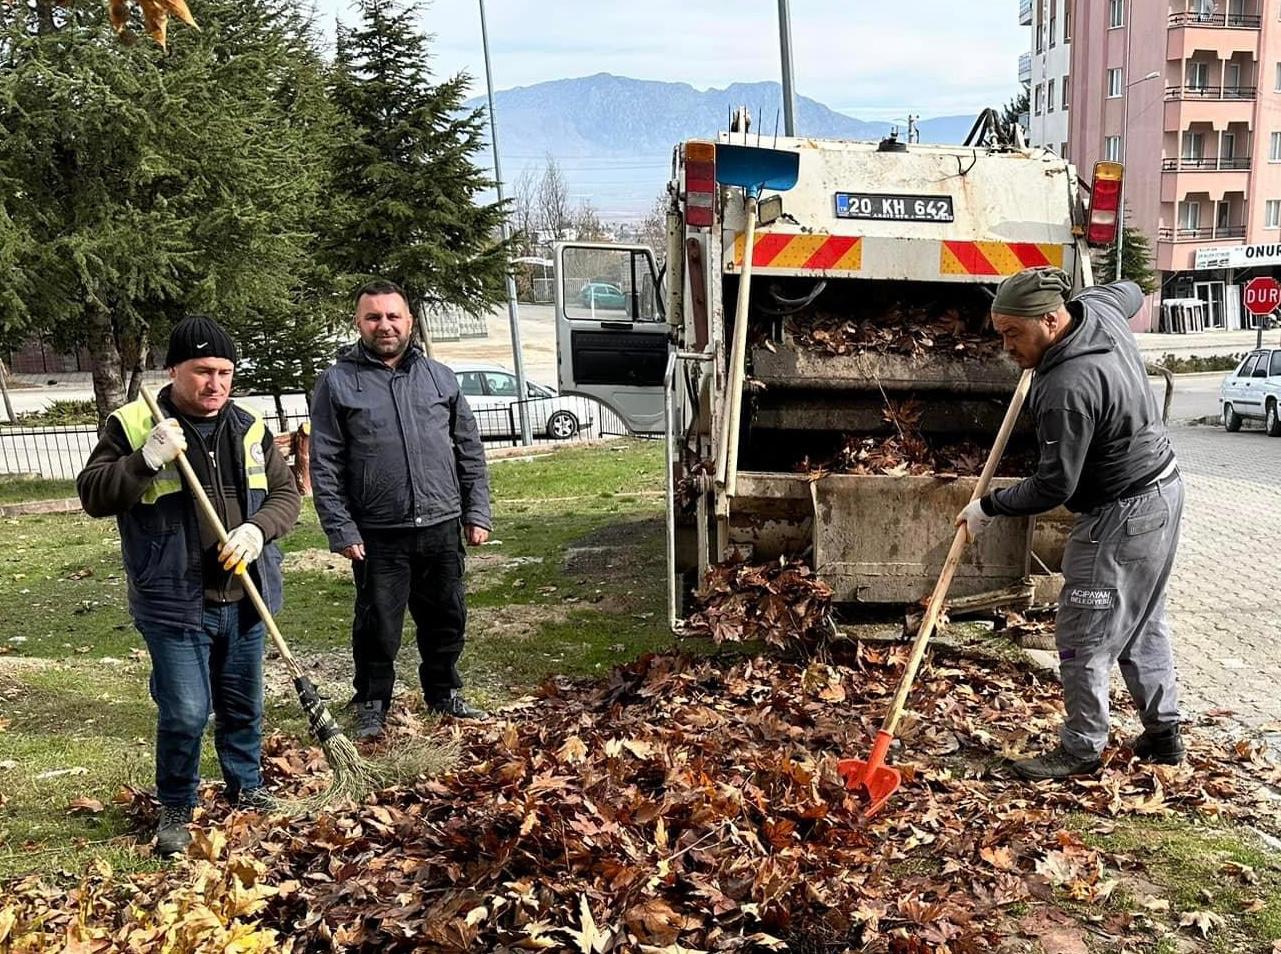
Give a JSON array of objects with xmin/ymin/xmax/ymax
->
[
  {"xmin": 983, "ymin": 281, "xmax": 1175, "ymax": 516},
  {"xmin": 309, "ymin": 343, "xmax": 492, "ymax": 552}
]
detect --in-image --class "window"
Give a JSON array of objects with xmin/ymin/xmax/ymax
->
[
  {"xmin": 1107, "ymin": 68, "xmax": 1123, "ymax": 98},
  {"xmin": 1267, "ymin": 200, "xmax": 1281, "ymax": 229},
  {"xmin": 1187, "ymin": 62, "xmax": 1209, "ymax": 90},
  {"xmin": 1104, "ymin": 136, "xmax": 1121, "ymax": 161},
  {"xmin": 1271, "ymin": 352, "xmax": 1281, "ymax": 376},
  {"xmin": 1253, "ymin": 360, "xmax": 1270, "ymax": 378},
  {"xmin": 1275, "ymin": 62, "xmax": 1281, "ymax": 92},
  {"xmin": 1217, "ymin": 201, "xmax": 1231, "ymax": 229},
  {"xmin": 1034, "ymin": 84, "xmax": 1044, "ymax": 116},
  {"xmin": 482, "ymin": 372, "xmax": 518, "ymax": 397},
  {"xmin": 458, "ymin": 372, "xmax": 485, "ymax": 397},
  {"xmin": 1062, "ymin": 76, "xmax": 1070, "ymax": 110},
  {"xmin": 1047, "ymin": 79, "xmax": 1056, "ymax": 112},
  {"xmin": 1182, "ymin": 132, "xmax": 1204, "ymax": 160},
  {"xmin": 1064, "ymin": 0, "xmax": 1072, "ymax": 41},
  {"xmin": 1049, "ymin": 0, "xmax": 1057, "ymax": 47},
  {"xmin": 1061, "ymin": 142, "xmax": 1069, "ymax": 157},
  {"xmin": 1269, "ymin": 133, "xmax": 1281, "ymax": 162},
  {"xmin": 1178, "ymin": 201, "xmax": 1200, "ymax": 231},
  {"xmin": 1036, "ymin": 23, "xmax": 1045, "ymax": 53},
  {"xmin": 1239, "ymin": 355, "xmax": 1260, "ymax": 377},
  {"xmin": 1109, "ymin": 0, "xmax": 1123, "ymax": 28}
]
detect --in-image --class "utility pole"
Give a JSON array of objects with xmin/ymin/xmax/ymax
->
[
  {"xmin": 478, "ymin": 0, "xmax": 532, "ymax": 445},
  {"xmin": 777, "ymin": 0, "xmax": 796, "ymax": 136}
]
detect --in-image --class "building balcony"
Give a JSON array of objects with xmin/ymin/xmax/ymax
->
[
  {"xmin": 1160, "ymin": 164, "xmax": 1250, "ymax": 202},
  {"xmin": 1161, "ymin": 157, "xmax": 1252, "ymax": 170},
  {"xmin": 1165, "ymin": 85, "xmax": 1257, "ymax": 101},
  {"xmin": 1169, "ymin": 11, "xmax": 1262, "ymax": 28},
  {"xmin": 1019, "ymin": 52, "xmax": 1032, "ymax": 84},
  {"xmin": 1164, "ymin": 96, "xmax": 1254, "ymax": 131},
  {"xmin": 1157, "ymin": 225, "xmax": 1246, "ymax": 241},
  {"xmin": 1168, "ymin": 26, "xmax": 1261, "ymax": 62},
  {"xmin": 1019, "ymin": 0, "xmax": 1032, "ymax": 26}
]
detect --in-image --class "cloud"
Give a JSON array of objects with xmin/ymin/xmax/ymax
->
[{"xmin": 312, "ymin": 0, "xmax": 1027, "ymax": 121}]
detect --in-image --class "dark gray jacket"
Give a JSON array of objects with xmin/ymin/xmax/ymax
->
[
  {"xmin": 309, "ymin": 344, "xmax": 492, "ymax": 551},
  {"xmin": 983, "ymin": 281, "xmax": 1175, "ymax": 516}
]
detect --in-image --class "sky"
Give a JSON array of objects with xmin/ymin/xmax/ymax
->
[{"xmin": 309, "ymin": 0, "xmax": 1028, "ymax": 123}]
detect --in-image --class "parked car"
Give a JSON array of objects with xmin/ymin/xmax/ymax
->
[
  {"xmin": 451, "ymin": 361, "xmax": 594, "ymax": 440},
  {"xmin": 1219, "ymin": 348, "xmax": 1281, "ymax": 435},
  {"xmin": 578, "ymin": 281, "xmax": 628, "ymax": 311}
]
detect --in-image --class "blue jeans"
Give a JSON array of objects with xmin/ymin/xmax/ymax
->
[{"xmin": 137, "ymin": 602, "xmax": 264, "ymax": 807}]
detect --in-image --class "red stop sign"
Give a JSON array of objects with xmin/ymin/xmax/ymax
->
[{"xmin": 1244, "ymin": 276, "xmax": 1281, "ymax": 316}]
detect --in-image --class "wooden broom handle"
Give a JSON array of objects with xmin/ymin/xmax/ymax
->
[
  {"xmin": 879, "ymin": 368, "xmax": 1034, "ymax": 736},
  {"xmin": 139, "ymin": 385, "xmax": 304, "ymax": 678}
]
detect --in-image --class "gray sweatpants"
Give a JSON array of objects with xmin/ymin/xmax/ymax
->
[{"xmin": 1055, "ymin": 474, "xmax": 1183, "ymax": 758}]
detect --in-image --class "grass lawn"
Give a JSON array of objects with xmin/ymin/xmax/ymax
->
[
  {"xmin": 0, "ymin": 475, "xmax": 77, "ymax": 505},
  {"xmin": 0, "ymin": 440, "xmax": 675, "ymax": 877},
  {"xmin": 1, "ymin": 440, "xmax": 1279, "ymax": 954}
]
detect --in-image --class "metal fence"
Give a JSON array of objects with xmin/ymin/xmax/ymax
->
[{"xmin": 0, "ymin": 395, "xmax": 633, "ymax": 481}]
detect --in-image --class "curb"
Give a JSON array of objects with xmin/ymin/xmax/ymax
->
[{"xmin": 0, "ymin": 497, "xmax": 83, "ymax": 518}]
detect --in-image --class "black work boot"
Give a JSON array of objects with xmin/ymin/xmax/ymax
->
[
  {"xmin": 1010, "ymin": 745, "xmax": 1101, "ymax": 781},
  {"xmin": 426, "ymin": 691, "xmax": 487, "ymax": 720},
  {"xmin": 154, "ymin": 804, "xmax": 193, "ymax": 857},
  {"xmin": 353, "ymin": 700, "xmax": 386, "ymax": 740},
  {"xmin": 1133, "ymin": 724, "xmax": 1185, "ymax": 765}
]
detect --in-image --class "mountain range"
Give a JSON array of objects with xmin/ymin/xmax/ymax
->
[{"xmin": 465, "ymin": 74, "xmax": 980, "ymax": 219}]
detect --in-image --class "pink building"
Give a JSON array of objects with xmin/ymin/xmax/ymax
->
[{"xmin": 1069, "ymin": 0, "xmax": 1281, "ymax": 330}]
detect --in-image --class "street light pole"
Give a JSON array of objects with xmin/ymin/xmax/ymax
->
[
  {"xmin": 478, "ymin": 0, "xmax": 532, "ymax": 445},
  {"xmin": 777, "ymin": 0, "xmax": 796, "ymax": 136},
  {"xmin": 1115, "ymin": 69, "xmax": 1162, "ymax": 282}
]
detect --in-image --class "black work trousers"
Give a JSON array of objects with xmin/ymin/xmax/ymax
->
[{"xmin": 351, "ymin": 520, "xmax": 466, "ymax": 706}]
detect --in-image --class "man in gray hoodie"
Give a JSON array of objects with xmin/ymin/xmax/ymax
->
[
  {"xmin": 310, "ymin": 280, "xmax": 492, "ymax": 739},
  {"xmin": 955, "ymin": 267, "xmax": 1184, "ymax": 780}
]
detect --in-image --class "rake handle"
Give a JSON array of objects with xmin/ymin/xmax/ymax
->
[
  {"xmin": 877, "ymin": 368, "xmax": 1034, "ymax": 738},
  {"xmin": 716, "ymin": 193, "xmax": 759, "ymax": 498},
  {"xmin": 139, "ymin": 385, "xmax": 305, "ymax": 681}
]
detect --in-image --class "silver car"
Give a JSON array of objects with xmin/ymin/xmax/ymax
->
[
  {"xmin": 452, "ymin": 361, "xmax": 595, "ymax": 440},
  {"xmin": 1220, "ymin": 349, "xmax": 1281, "ymax": 435}
]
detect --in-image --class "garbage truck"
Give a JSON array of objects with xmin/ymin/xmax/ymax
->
[{"xmin": 552, "ymin": 110, "xmax": 1125, "ymax": 627}]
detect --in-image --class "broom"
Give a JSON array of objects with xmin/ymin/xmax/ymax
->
[{"xmin": 139, "ymin": 384, "xmax": 390, "ymax": 804}]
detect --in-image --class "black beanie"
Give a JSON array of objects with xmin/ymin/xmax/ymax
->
[{"xmin": 164, "ymin": 316, "xmax": 238, "ymax": 368}]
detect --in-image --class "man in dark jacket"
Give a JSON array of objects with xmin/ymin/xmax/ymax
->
[
  {"xmin": 309, "ymin": 280, "xmax": 492, "ymax": 738},
  {"xmin": 77, "ymin": 316, "xmax": 301, "ymax": 856},
  {"xmin": 956, "ymin": 268, "xmax": 1184, "ymax": 780}
]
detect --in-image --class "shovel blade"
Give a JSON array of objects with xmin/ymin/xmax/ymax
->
[
  {"xmin": 837, "ymin": 756, "xmax": 902, "ymax": 819},
  {"xmin": 715, "ymin": 143, "xmax": 799, "ymax": 196}
]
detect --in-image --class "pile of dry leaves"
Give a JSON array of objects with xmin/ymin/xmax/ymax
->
[
  {"xmin": 682, "ymin": 558, "xmax": 833, "ymax": 650},
  {"xmin": 3, "ymin": 643, "xmax": 1279, "ymax": 953},
  {"xmin": 797, "ymin": 402, "xmax": 1037, "ymax": 480},
  {"xmin": 787, "ymin": 304, "xmax": 999, "ymax": 359}
]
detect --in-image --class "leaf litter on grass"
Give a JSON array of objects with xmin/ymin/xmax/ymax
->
[{"xmin": 3, "ymin": 630, "xmax": 1279, "ymax": 953}]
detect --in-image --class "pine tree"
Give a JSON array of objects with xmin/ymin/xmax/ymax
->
[
  {"xmin": 0, "ymin": 0, "xmax": 342, "ymax": 424},
  {"xmin": 1096, "ymin": 224, "xmax": 1159, "ymax": 294},
  {"xmin": 326, "ymin": 0, "xmax": 509, "ymax": 318}
]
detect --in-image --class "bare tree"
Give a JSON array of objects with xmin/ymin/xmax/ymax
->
[
  {"xmin": 510, "ymin": 166, "xmax": 539, "ymax": 256},
  {"xmin": 637, "ymin": 190, "xmax": 670, "ymax": 262},
  {"xmin": 537, "ymin": 154, "xmax": 573, "ymax": 241},
  {"xmin": 573, "ymin": 200, "xmax": 610, "ymax": 242}
]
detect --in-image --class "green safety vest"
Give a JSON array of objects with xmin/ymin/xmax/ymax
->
[{"xmin": 111, "ymin": 398, "xmax": 269, "ymax": 504}]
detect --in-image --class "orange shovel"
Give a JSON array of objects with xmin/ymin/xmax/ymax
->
[{"xmin": 838, "ymin": 369, "xmax": 1034, "ymax": 817}]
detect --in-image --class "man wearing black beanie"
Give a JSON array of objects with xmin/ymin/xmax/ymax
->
[{"xmin": 77, "ymin": 315, "xmax": 301, "ymax": 857}]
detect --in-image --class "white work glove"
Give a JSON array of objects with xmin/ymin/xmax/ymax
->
[
  {"xmin": 219, "ymin": 523, "xmax": 264, "ymax": 574},
  {"xmin": 140, "ymin": 418, "xmax": 186, "ymax": 472},
  {"xmin": 955, "ymin": 499, "xmax": 994, "ymax": 545}
]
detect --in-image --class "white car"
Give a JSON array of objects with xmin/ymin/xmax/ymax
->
[
  {"xmin": 1219, "ymin": 349, "xmax": 1281, "ymax": 435},
  {"xmin": 451, "ymin": 361, "xmax": 594, "ymax": 440}
]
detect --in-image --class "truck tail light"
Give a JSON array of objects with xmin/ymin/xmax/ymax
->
[
  {"xmin": 684, "ymin": 140, "xmax": 716, "ymax": 229},
  {"xmin": 1086, "ymin": 161, "xmax": 1123, "ymax": 247}
]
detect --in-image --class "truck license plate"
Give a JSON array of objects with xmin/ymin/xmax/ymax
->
[{"xmin": 834, "ymin": 192, "xmax": 955, "ymax": 223}]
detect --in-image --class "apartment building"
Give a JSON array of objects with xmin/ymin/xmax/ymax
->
[
  {"xmin": 1069, "ymin": 0, "xmax": 1281, "ymax": 331},
  {"xmin": 1021, "ymin": 0, "xmax": 1073, "ymax": 155}
]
